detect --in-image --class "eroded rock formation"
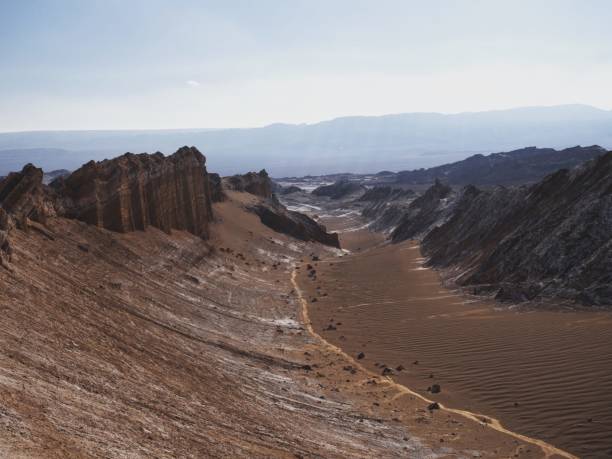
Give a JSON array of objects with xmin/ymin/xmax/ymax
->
[{"xmin": 55, "ymin": 146, "xmax": 213, "ymax": 238}]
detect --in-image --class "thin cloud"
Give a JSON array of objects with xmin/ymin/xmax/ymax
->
[{"xmin": 186, "ymin": 80, "xmax": 201, "ymax": 87}]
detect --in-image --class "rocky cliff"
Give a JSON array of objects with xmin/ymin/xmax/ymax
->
[
  {"xmin": 0, "ymin": 147, "xmax": 215, "ymax": 250},
  {"xmin": 399, "ymin": 152, "xmax": 612, "ymax": 306},
  {"xmin": 54, "ymin": 146, "xmax": 213, "ymax": 238}
]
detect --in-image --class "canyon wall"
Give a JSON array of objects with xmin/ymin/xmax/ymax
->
[{"xmin": 392, "ymin": 152, "xmax": 612, "ymax": 306}]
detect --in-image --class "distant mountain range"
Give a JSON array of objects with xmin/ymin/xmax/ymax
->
[
  {"xmin": 393, "ymin": 145, "xmax": 607, "ymax": 186},
  {"xmin": 1, "ymin": 104, "xmax": 612, "ymax": 177}
]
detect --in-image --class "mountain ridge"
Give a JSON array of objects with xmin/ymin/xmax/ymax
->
[{"xmin": 2, "ymin": 105, "xmax": 612, "ymax": 177}]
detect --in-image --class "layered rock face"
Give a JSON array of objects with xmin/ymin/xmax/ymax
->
[
  {"xmin": 411, "ymin": 152, "xmax": 612, "ymax": 306},
  {"xmin": 250, "ymin": 197, "xmax": 340, "ymax": 248},
  {"xmin": 225, "ymin": 169, "xmax": 273, "ymax": 198},
  {"xmin": 55, "ymin": 146, "xmax": 213, "ymax": 238}
]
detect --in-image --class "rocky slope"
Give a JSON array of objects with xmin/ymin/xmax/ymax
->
[
  {"xmin": 0, "ymin": 148, "xmax": 534, "ymax": 458},
  {"xmin": 391, "ymin": 152, "xmax": 612, "ymax": 306},
  {"xmin": 358, "ymin": 186, "xmax": 416, "ymax": 233},
  {"xmin": 250, "ymin": 196, "xmax": 340, "ymax": 248},
  {"xmin": 357, "ymin": 185, "xmax": 414, "ymax": 202}
]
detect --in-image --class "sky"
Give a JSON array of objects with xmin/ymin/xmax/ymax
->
[{"xmin": 1, "ymin": 0, "xmax": 612, "ymax": 132}]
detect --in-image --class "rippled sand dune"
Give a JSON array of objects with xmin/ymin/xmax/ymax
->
[{"xmin": 304, "ymin": 237, "xmax": 612, "ymax": 458}]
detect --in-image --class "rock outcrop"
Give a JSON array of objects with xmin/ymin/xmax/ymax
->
[
  {"xmin": 250, "ymin": 197, "xmax": 340, "ymax": 248},
  {"xmin": 54, "ymin": 146, "xmax": 213, "ymax": 238},
  {"xmin": 225, "ymin": 170, "xmax": 273, "ymax": 198},
  {"xmin": 0, "ymin": 163, "xmax": 56, "ymax": 226},
  {"xmin": 312, "ymin": 180, "xmax": 365, "ymax": 200}
]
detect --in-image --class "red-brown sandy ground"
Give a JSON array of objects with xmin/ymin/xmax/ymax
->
[
  {"xmin": 302, "ymin": 225, "xmax": 612, "ymax": 459},
  {"xmin": 0, "ymin": 191, "xmax": 575, "ymax": 458}
]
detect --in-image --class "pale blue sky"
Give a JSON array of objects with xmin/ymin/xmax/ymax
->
[{"xmin": 1, "ymin": 0, "xmax": 611, "ymax": 131}]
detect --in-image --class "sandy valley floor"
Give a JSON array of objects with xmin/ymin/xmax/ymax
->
[{"xmin": 301, "ymin": 225, "xmax": 612, "ymax": 459}]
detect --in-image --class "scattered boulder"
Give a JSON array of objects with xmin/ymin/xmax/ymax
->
[{"xmin": 429, "ymin": 384, "xmax": 441, "ymax": 394}]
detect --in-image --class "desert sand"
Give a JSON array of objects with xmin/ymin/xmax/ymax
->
[
  {"xmin": 301, "ymin": 228, "xmax": 612, "ymax": 459},
  {"xmin": 0, "ymin": 190, "xmax": 568, "ymax": 458}
]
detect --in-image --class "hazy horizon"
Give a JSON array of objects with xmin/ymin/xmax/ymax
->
[
  {"xmin": 3, "ymin": 1, "xmax": 612, "ymax": 131},
  {"xmin": 0, "ymin": 103, "xmax": 609, "ymax": 134},
  {"xmin": 2, "ymin": 104, "xmax": 612, "ymax": 177}
]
